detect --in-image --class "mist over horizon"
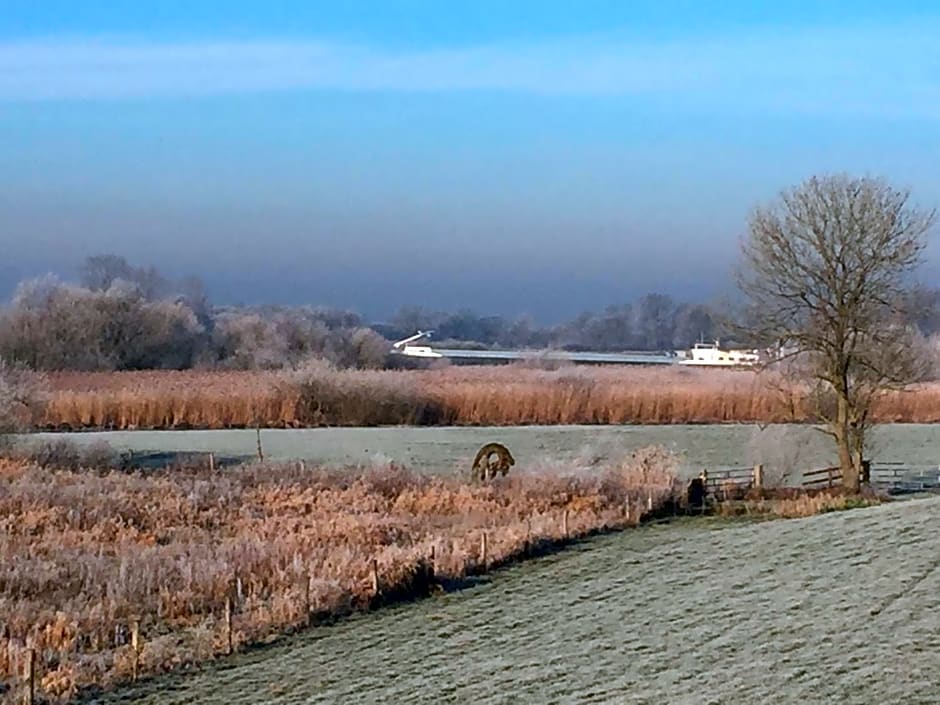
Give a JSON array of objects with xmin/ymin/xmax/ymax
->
[
  {"xmin": 2, "ymin": 1, "xmax": 940, "ymax": 322},
  {"xmin": 0, "ymin": 248, "xmax": 740, "ymax": 324}
]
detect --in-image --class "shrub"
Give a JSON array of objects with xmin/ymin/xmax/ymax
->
[
  {"xmin": 11, "ymin": 438, "xmax": 117, "ymax": 471},
  {"xmin": 0, "ymin": 358, "xmax": 45, "ymax": 448},
  {"xmin": 289, "ymin": 359, "xmax": 452, "ymax": 426}
]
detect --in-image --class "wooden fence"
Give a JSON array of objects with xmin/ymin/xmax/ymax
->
[
  {"xmin": 868, "ymin": 463, "xmax": 940, "ymax": 493},
  {"xmin": 801, "ymin": 466, "xmax": 843, "ymax": 489},
  {"xmin": 800, "ymin": 462, "xmax": 940, "ymax": 493},
  {"xmin": 698, "ymin": 465, "xmax": 763, "ymax": 501},
  {"xmin": 697, "ymin": 461, "xmax": 940, "ymax": 496}
]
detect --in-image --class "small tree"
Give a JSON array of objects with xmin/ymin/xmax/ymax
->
[{"xmin": 739, "ymin": 175, "xmax": 936, "ymax": 492}]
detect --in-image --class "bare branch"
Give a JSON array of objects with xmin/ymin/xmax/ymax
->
[{"xmin": 739, "ymin": 174, "xmax": 936, "ymax": 491}]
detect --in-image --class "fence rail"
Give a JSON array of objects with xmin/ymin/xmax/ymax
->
[
  {"xmin": 869, "ymin": 464, "xmax": 940, "ymax": 493},
  {"xmin": 696, "ymin": 462, "xmax": 940, "ymax": 496},
  {"xmin": 801, "ymin": 466, "xmax": 842, "ymax": 489},
  {"xmin": 797, "ymin": 462, "xmax": 940, "ymax": 493},
  {"xmin": 697, "ymin": 465, "xmax": 763, "ymax": 501}
]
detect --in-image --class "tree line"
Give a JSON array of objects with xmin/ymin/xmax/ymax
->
[
  {"xmin": 379, "ymin": 294, "xmax": 729, "ymax": 352},
  {"xmin": 2, "ymin": 250, "xmax": 939, "ymax": 372},
  {"xmin": 0, "ymin": 256, "xmax": 388, "ymax": 371},
  {"xmin": 0, "ymin": 256, "xmax": 756, "ymax": 372}
]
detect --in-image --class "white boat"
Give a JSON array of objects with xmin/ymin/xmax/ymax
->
[
  {"xmin": 391, "ymin": 332, "xmax": 759, "ymax": 367},
  {"xmin": 390, "ymin": 331, "xmax": 444, "ymax": 359},
  {"xmin": 389, "ymin": 331, "xmax": 675, "ymax": 364},
  {"xmin": 678, "ymin": 341, "xmax": 760, "ymax": 367}
]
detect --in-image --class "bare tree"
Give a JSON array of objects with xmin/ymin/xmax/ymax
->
[
  {"xmin": 739, "ymin": 175, "xmax": 935, "ymax": 492},
  {"xmin": 633, "ymin": 293, "xmax": 676, "ymax": 351},
  {"xmin": 672, "ymin": 303, "xmax": 716, "ymax": 349},
  {"xmin": 80, "ymin": 254, "xmax": 135, "ymax": 292},
  {"xmin": 80, "ymin": 254, "xmax": 169, "ymax": 301}
]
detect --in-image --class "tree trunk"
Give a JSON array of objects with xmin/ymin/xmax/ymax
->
[
  {"xmin": 836, "ymin": 434, "xmax": 859, "ymax": 493},
  {"xmin": 835, "ymin": 394, "xmax": 860, "ymax": 494}
]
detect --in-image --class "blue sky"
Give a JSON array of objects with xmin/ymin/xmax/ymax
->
[{"xmin": 1, "ymin": 1, "xmax": 938, "ymax": 320}]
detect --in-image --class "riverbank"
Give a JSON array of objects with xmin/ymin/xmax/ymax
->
[{"xmin": 37, "ymin": 366, "xmax": 940, "ymax": 430}]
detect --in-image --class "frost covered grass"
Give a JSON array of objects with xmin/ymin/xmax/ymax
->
[
  {"xmin": 0, "ymin": 448, "xmax": 680, "ymax": 703},
  {"xmin": 89, "ymin": 492, "xmax": 940, "ymax": 705}
]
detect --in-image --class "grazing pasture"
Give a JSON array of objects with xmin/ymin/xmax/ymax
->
[{"xmin": 28, "ymin": 423, "xmax": 940, "ymax": 479}]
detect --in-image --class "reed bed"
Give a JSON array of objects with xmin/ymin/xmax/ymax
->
[
  {"xmin": 42, "ymin": 371, "xmax": 300, "ymax": 430},
  {"xmin": 37, "ymin": 366, "xmax": 940, "ymax": 430},
  {"xmin": 0, "ymin": 451, "xmax": 679, "ymax": 703}
]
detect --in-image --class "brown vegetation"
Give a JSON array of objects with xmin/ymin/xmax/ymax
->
[
  {"xmin": 0, "ymin": 360, "xmax": 45, "ymax": 440},
  {"xmin": 36, "ymin": 366, "xmax": 940, "ymax": 431},
  {"xmin": 0, "ymin": 450, "xmax": 678, "ymax": 703},
  {"xmin": 715, "ymin": 488, "xmax": 884, "ymax": 519}
]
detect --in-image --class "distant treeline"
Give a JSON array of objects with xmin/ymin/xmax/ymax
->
[
  {"xmin": 2, "ymin": 255, "xmax": 939, "ymax": 372},
  {"xmin": 377, "ymin": 295, "xmax": 731, "ymax": 353},
  {"xmin": 0, "ymin": 256, "xmax": 388, "ymax": 371}
]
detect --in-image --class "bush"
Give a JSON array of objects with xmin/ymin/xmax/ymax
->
[
  {"xmin": 289, "ymin": 359, "xmax": 449, "ymax": 426},
  {"xmin": 7, "ymin": 438, "xmax": 119, "ymax": 471},
  {"xmin": 0, "ymin": 278, "xmax": 205, "ymax": 371},
  {"xmin": 0, "ymin": 358, "xmax": 45, "ymax": 447}
]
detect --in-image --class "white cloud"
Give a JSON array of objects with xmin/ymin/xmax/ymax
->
[{"xmin": 0, "ymin": 21, "xmax": 938, "ymax": 117}]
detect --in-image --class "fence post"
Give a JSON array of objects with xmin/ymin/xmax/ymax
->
[
  {"xmin": 562, "ymin": 510, "xmax": 569, "ymax": 539},
  {"xmin": 752, "ymin": 464, "xmax": 763, "ymax": 490},
  {"xmin": 860, "ymin": 459, "xmax": 871, "ymax": 485},
  {"xmin": 700, "ymin": 470, "xmax": 708, "ymax": 514},
  {"xmin": 480, "ymin": 532, "xmax": 488, "ymax": 569},
  {"xmin": 25, "ymin": 647, "xmax": 35, "ymax": 705},
  {"xmin": 370, "ymin": 560, "xmax": 379, "ymax": 596},
  {"xmin": 224, "ymin": 597, "xmax": 233, "ymax": 655},
  {"xmin": 647, "ymin": 494, "xmax": 653, "ymax": 512},
  {"xmin": 208, "ymin": 453, "xmax": 215, "ymax": 472},
  {"xmin": 304, "ymin": 574, "xmax": 312, "ymax": 624},
  {"xmin": 428, "ymin": 544, "xmax": 436, "ymax": 583},
  {"xmin": 256, "ymin": 427, "xmax": 264, "ymax": 462},
  {"xmin": 131, "ymin": 620, "xmax": 140, "ymax": 682}
]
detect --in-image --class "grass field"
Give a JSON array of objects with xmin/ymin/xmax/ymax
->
[
  {"xmin": 0, "ymin": 451, "xmax": 678, "ymax": 703},
  {"xmin": 37, "ymin": 366, "xmax": 940, "ymax": 430},
  {"xmin": 94, "ymin": 494, "xmax": 928, "ymax": 705}
]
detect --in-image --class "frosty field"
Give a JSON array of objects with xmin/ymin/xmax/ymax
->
[
  {"xmin": 97, "ymin": 496, "xmax": 940, "ymax": 705},
  {"xmin": 32, "ymin": 423, "xmax": 940, "ymax": 477}
]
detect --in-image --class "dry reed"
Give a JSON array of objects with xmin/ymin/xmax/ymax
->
[
  {"xmin": 716, "ymin": 488, "xmax": 884, "ymax": 519},
  {"xmin": 0, "ymin": 450, "xmax": 678, "ymax": 703},
  {"xmin": 36, "ymin": 366, "xmax": 940, "ymax": 431}
]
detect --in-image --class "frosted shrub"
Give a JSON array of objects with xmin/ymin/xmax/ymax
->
[{"xmin": 0, "ymin": 358, "xmax": 45, "ymax": 448}]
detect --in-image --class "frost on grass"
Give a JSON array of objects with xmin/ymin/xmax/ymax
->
[{"xmin": 0, "ymin": 449, "xmax": 679, "ymax": 703}]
